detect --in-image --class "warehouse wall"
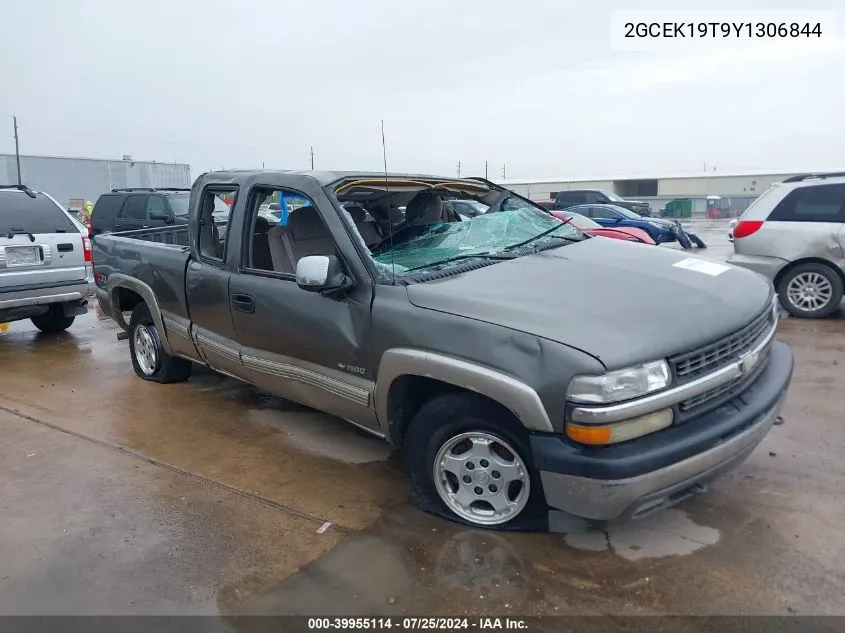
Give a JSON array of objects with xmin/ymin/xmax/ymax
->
[{"xmin": 1, "ymin": 154, "xmax": 191, "ymax": 208}]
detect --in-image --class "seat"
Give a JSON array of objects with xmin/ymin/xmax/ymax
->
[
  {"xmin": 287, "ymin": 206, "xmax": 336, "ymax": 261},
  {"xmin": 251, "ymin": 216, "xmax": 273, "ymax": 270},
  {"xmin": 199, "ymin": 197, "xmax": 224, "ymax": 259},
  {"xmin": 268, "ymin": 224, "xmax": 295, "ymax": 274},
  {"xmin": 404, "ymin": 191, "xmax": 445, "ymax": 226},
  {"xmin": 346, "ymin": 205, "xmax": 382, "ymax": 247}
]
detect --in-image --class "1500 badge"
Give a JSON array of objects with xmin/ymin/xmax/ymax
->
[{"xmin": 337, "ymin": 362, "xmax": 367, "ymax": 375}]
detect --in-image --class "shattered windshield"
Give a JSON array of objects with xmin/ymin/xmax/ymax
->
[{"xmin": 370, "ymin": 202, "xmax": 580, "ymax": 277}]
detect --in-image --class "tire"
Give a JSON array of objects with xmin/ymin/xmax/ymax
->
[
  {"xmin": 128, "ymin": 303, "xmax": 192, "ymax": 383},
  {"xmin": 688, "ymin": 232, "xmax": 707, "ymax": 249},
  {"xmin": 777, "ymin": 263, "xmax": 844, "ymax": 319},
  {"xmin": 31, "ymin": 305, "xmax": 75, "ymax": 333},
  {"xmin": 403, "ymin": 392, "xmax": 545, "ymax": 531},
  {"xmin": 676, "ymin": 229, "xmax": 692, "ymax": 249}
]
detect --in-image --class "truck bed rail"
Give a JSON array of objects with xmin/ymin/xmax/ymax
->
[{"xmin": 106, "ymin": 226, "xmax": 190, "ymax": 247}]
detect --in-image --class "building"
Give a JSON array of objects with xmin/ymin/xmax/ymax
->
[
  {"xmin": 497, "ymin": 170, "xmax": 829, "ymax": 216},
  {"xmin": 1, "ymin": 153, "xmax": 191, "ymax": 211}
]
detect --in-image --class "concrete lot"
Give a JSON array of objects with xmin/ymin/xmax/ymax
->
[{"xmin": 1, "ymin": 219, "xmax": 844, "ymax": 618}]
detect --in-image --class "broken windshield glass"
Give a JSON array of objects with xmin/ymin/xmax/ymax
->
[{"xmin": 371, "ymin": 205, "xmax": 580, "ymax": 277}]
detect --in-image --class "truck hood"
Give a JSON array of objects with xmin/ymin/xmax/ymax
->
[{"xmin": 406, "ymin": 238, "xmax": 772, "ymax": 369}]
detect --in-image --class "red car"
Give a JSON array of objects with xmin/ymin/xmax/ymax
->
[{"xmin": 550, "ymin": 210, "xmax": 656, "ymax": 245}]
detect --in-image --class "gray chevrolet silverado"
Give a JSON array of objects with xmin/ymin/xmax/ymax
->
[{"xmin": 93, "ymin": 170, "xmax": 794, "ymax": 532}]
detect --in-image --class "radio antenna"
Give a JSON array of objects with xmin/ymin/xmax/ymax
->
[{"xmin": 380, "ymin": 119, "xmax": 396, "ymax": 283}]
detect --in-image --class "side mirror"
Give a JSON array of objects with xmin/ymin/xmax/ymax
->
[
  {"xmin": 150, "ymin": 210, "xmax": 172, "ymax": 222},
  {"xmin": 296, "ymin": 255, "xmax": 353, "ymax": 296}
]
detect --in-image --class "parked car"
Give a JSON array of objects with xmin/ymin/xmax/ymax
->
[
  {"xmin": 553, "ymin": 190, "xmax": 651, "ymax": 217},
  {"xmin": 727, "ymin": 172, "xmax": 845, "ymax": 318},
  {"xmin": 564, "ymin": 203, "xmax": 691, "ymax": 246},
  {"xmin": 0, "ymin": 184, "xmax": 94, "ymax": 332},
  {"xmin": 89, "ymin": 187, "xmax": 192, "ymax": 236},
  {"xmin": 550, "ymin": 210, "xmax": 656, "ymax": 244},
  {"xmin": 448, "ymin": 200, "xmax": 489, "ymax": 218},
  {"xmin": 93, "ymin": 170, "xmax": 793, "ymax": 532}
]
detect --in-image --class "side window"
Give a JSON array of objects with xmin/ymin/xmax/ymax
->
[
  {"xmin": 90, "ymin": 195, "xmax": 123, "ymax": 228},
  {"xmin": 243, "ymin": 188, "xmax": 333, "ymax": 276},
  {"xmin": 120, "ymin": 195, "xmax": 148, "ymax": 220},
  {"xmin": 585, "ymin": 192, "xmax": 602, "ymax": 204},
  {"xmin": 147, "ymin": 196, "xmax": 168, "ymax": 219},
  {"xmin": 592, "ymin": 206, "xmax": 612, "ymax": 219},
  {"xmin": 768, "ymin": 184, "xmax": 845, "ymax": 222},
  {"xmin": 198, "ymin": 187, "xmax": 237, "ymax": 262}
]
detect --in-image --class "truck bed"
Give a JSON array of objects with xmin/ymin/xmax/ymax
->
[{"xmin": 91, "ymin": 226, "xmax": 193, "ymax": 327}]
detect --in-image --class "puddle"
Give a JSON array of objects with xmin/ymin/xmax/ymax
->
[
  {"xmin": 248, "ymin": 408, "xmax": 393, "ymax": 464},
  {"xmin": 565, "ymin": 509, "xmax": 720, "ymax": 560}
]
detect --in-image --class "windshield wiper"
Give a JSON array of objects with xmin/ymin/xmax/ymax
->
[
  {"xmin": 504, "ymin": 215, "xmax": 575, "ymax": 252},
  {"xmin": 405, "ymin": 252, "xmax": 516, "ymax": 273},
  {"xmin": 4, "ymin": 229, "xmax": 36, "ymax": 242}
]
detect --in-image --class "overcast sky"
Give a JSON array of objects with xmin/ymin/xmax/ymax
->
[{"xmin": 1, "ymin": 0, "xmax": 843, "ymax": 180}]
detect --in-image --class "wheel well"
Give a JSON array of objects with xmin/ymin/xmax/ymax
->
[
  {"xmin": 115, "ymin": 287, "xmax": 145, "ymax": 314},
  {"xmin": 773, "ymin": 258, "xmax": 845, "ymax": 291},
  {"xmin": 385, "ymin": 375, "xmax": 518, "ymax": 446}
]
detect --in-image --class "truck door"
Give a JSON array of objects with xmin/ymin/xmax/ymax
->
[
  {"xmin": 228, "ymin": 185, "xmax": 379, "ymax": 433},
  {"xmin": 184, "ymin": 185, "xmax": 243, "ymax": 377}
]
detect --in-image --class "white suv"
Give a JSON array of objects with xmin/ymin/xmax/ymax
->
[
  {"xmin": 1, "ymin": 185, "xmax": 94, "ymax": 332},
  {"xmin": 727, "ymin": 172, "xmax": 845, "ymax": 318}
]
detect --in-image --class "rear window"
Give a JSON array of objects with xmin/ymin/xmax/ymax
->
[
  {"xmin": 91, "ymin": 195, "xmax": 124, "ymax": 228},
  {"xmin": 0, "ymin": 191, "xmax": 78, "ymax": 234},
  {"xmin": 768, "ymin": 183, "xmax": 845, "ymax": 222}
]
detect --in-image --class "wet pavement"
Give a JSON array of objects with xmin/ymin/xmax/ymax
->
[{"xmin": 1, "ymin": 218, "xmax": 844, "ymax": 617}]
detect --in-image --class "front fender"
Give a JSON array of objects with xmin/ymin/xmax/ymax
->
[{"xmin": 374, "ymin": 348, "xmax": 555, "ymax": 435}]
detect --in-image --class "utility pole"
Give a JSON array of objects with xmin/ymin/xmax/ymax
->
[
  {"xmin": 502, "ymin": 164, "xmax": 506, "ymax": 179},
  {"xmin": 485, "ymin": 161, "xmax": 488, "ymax": 179},
  {"xmin": 13, "ymin": 116, "xmax": 22, "ymax": 185},
  {"xmin": 703, "ymin": 161, "xmax": 706, "ymax": 172},
  {"xmin": 310, "ymin": 146, "xmax": 314, "ymax": 170},
  {"xmin": 457, "ymin": 160, "xmax": 461, "ymax": 177}
]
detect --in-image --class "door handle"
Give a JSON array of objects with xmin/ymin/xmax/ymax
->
[{"xmin": 231, "ymin": 294, "xmax": 255, "ymax": 314}]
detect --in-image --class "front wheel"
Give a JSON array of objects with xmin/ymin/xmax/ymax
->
[
  {"xmin": 403, "ymin": 393, "xmax": 543, "ymax": 530},
  {"xmin": 128, "ymin": 303, "xmax": 192, "ymax": 383},
  {"xmin": 778, "ymin": 263, "xmax": 843, "ymax": 319}
]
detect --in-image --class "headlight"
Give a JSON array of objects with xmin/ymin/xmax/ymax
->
[{"xmin": 567, "ymin": 360, "xmax": 670, "ymax": 404}]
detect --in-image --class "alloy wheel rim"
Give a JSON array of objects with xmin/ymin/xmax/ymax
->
[
  {"xmin": 433, "ymin": 431, "xmax": 530, "ymax": 526},
  {"xmin": 133, "ymin": 324, "xmax": 158, "ymax": 375},
  {"xmin": 786, "ymin": 272, "xmax": 833, "ymax": 312}
]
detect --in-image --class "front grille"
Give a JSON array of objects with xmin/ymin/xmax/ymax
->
[
  {"xmin": 679, "ymin": 347, "xmax": 771, "ymax": 413},
  {"xmin": 670, "ymin": 307, "xmax": 775, "ymax": 382}
]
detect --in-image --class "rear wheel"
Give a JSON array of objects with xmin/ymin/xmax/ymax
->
[
  {"xmin": 128, "ymin": 303, "xmax": 192, "ymax": 383},
  {"xmin": 403, "ymin": 393, "xmax": 543, "ymax": 530},
  {"xmin": 31, "ymin": 305, "xmax": 75, "ymax": 333},
  {"xmin": 778, "ymin": 263, "xmax": 843, "ymax": 319}
]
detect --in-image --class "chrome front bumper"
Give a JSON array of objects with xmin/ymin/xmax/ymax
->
[{"xmin": 541, "ymin": 392, "xmax": 785, "ymax": 522}]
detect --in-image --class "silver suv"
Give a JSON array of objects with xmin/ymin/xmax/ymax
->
[
  {"xmin": 1, "ymin": 185, "xmax": 94, "ymax": 332},
  {"xmin": 727, "ymin": 172, "xmax": 845, "ymax": 319}
]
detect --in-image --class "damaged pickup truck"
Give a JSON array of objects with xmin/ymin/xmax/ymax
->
[{"xmin": 93, "ymin": 170, "xmax": 794, "ymax": 532}]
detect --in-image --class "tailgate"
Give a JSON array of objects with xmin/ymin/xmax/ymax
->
[
  {"xmin": 0, "ymin": 233, "xmax": 87, "ymax": 290},
  {"xmin": 1, "ymin": 189, "xmax": 88, "ymax": 292}
]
